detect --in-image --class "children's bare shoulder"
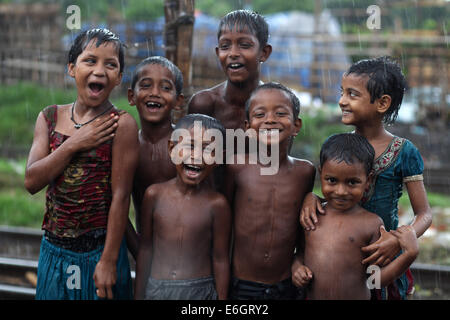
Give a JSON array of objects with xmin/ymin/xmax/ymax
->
[
  {"xmin": 188, "ymin": 83, "xmax": 225, "ymax": 115},
  {"xmin": 289, "ymin": 157, "xmax": 316, "ymax": 177},
  {"xmin": 207, "ymin": 191, "xmax": 231, "ymax": 215},
  {"xmin": 359, "ymin": 207, "xmax": 384, "ymax": 228}
]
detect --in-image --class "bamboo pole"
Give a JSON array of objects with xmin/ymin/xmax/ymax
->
[{"xmin": 164, "ymin": 0, "xmax": 195, "ymax": 124}]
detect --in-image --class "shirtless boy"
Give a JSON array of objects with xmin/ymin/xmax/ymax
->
[
  {"xmin": 134, "ymin": 114, "xmax": 231, "ymax": 300},
  {"xmin": 293, "ymin": 133, "xmax": 419, "ymax": 299},
  {"xmin": 188, "ymin": 9, "xmax": 272, "ymax": 131},
  {"xmin": 126, "ymin": 56, "xmax": 184, "ymax": 257},
  {"xmin": 224, "ymin": 82, "xmax": 315, "ymax": 299}
]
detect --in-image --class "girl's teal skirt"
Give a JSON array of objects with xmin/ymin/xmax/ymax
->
[{"xmin": 36, "ymin": 236, "xmax": 132, "ymax": 300}]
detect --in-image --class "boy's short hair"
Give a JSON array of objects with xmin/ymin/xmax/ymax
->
[
  {"xmin": 130, "ymin": 56, "xmax": 184, "ymax": 96},
  {"xmin": 245, "ymin": 82, "xmax": 300, "ymax": 120},
  {"xmin": 320, "ymin": 133, "xmax": 375, "ymax": 175},
  {"xmin": 218, "ymin": 10, "xmax": 269, "ymax": 48},
  {"xmin": 346, "ymin": 56, "xmax": 407, "ymax": 125},
  {"xmin": 174, "ymin": 113, "xmax": 226, "ymax": 144},
  {"xmin": 68, "ymin": 28, "xmax": 125, "ymax": 73}
]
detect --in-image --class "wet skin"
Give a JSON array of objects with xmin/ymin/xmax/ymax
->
[
  {"xmin": 127, "ymin": 63, "xmax": 184, "ymax": 233},
  {"xmin": 304, "ymin": 159, "xmax": 382, "ymax": 300},
  {"xmin": 224, "ymin": 88, "xmax": 315, "ymax": 284},
  {"xmin": 188, "ymin": 27, "xmax": 272, "ymax": 131},
  {"xmin": 134, "ymin": 127, "xmax": 231, "ymax": 300}
]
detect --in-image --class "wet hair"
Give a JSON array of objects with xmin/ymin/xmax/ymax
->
[
  {"xmin": 345, "ymin": 56, "xmax": 407, "ymax": 125},
  {"xmin": 68, "ymin": 28, "xmax": 125, "ymax": 73},
  {"xmin": 173, "ymin": 113, "xmax": 226, "ymax": 145},
  {"xmin": 130, "ymin": 56, "xmax": 183, "ymax": 95},
  {"xmin": 320, "ymin": 133, "xmax": 375, "ymax": 176},
  {"xmin": 217, "ymin": 10, "xmax": 269, "ymax": 48},
  {"xmin": 245, "ymin": 82, "xmax": 300, "ymax": 120}
]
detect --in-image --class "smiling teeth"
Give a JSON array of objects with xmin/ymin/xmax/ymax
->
[
  {"xmin": 146, "ymin": 102, "xmax": 161, "ymax": 108},
  {"xmin": 260, "ymin": 129, "xmax": 279, "ymax": 135},
  {"xmin": 185, "ymin": 164, "xmax": 202, "ymax": 171}
]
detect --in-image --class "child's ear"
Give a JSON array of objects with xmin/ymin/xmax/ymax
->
[
  {"xmin": 367, "ymin": 170, "xmax": 374, "ymax": 185},
  {"xmin": 244, "ymin": 119, "xmax": 250, "ymax": 130},
  {"xmin": 175, "ymin": 93, "xmax": 185, "ymax": 109},
  {"xmin": 259, "ymin": 44, "xmax": 272, "ymax": 63},
  {"xmin": 68, "ymin": 63, "xmax": 75, "ymax": 78},
  {"xmin": 168, "ymin": 140, "xmax": 175, "ymax": 158},
  {"xmin": 292, "ymin": 117, "xmax": 302, "ymax": 137},
  {"xmin": 115, "ymin": 72, "xmax": 123, "ymax": 87},
  {"xmin": 376, "ymin": 94, "xmax": 392, "ymax": 114},
  {"xmin": 215, "ymin": 46, "xmax": 219, "ymax": 58},
  {"xmin": 127, "ymin": 88, "xmax": 136, "ymax": 106}
]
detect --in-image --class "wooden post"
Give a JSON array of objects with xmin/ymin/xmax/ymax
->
[{"xmin": 164, "ymin": 0, "xmax": 195, "ymax": 124}]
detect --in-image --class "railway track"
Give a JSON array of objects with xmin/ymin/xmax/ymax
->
[{"xmin": 1, "ymin": 226, "xmax": 449, "ymax": 300}]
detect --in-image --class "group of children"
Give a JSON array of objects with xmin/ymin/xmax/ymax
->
[{"xmin": 25, "ymin": 10, "xmax": 432, "ymax": 301}]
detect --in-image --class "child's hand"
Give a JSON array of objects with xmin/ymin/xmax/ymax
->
[
  {"xmin": 69, "ymin": 113, "xmax": 119, "ymax": 152},
  {"xmin": 390, "ymin": 225, "xmax": 419, "ymax": 258},
  {"xmin": 292, "ymin": 264, "xmax": 313, "ymax": 288},
  {"xmin": 300, "ymin": 192, "xmax": 325, "ymax": 231},
  {"xmin": 361, "ymin": 225, "xmax": 401, "ymax": 266},
  {"xmin": 93, "ymin": 258, "xmax": 117, "ymax": 299}
]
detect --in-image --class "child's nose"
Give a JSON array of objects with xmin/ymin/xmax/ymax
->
[
  {"xmin": 338, "ymin": 94, "xmax": 347, "ymax": 107},
  {"xmin": 150, "ymin": 85, "xmax": 160, "ymax": 96},
  {"xmin": 335, "ymin": 183, "xmax": 348, "ymax": 195},
  {"xmin": 229, "ymin": 44, "xmax": 240, "ymax": 58},
  {"xmin": 93, "ymin": 65, "xmax": 106, "ymax": 76}
]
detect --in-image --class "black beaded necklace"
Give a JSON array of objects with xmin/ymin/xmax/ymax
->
[{"xmin": 70, "ymin": 101, "xmax": 114, "ymax": 129}]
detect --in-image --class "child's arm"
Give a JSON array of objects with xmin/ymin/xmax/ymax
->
[
  {"xmin": 406, "ymin": 180, "xmax": 432, "ymax": 238},
  {"xmin": 361, "ymin": 181, "xmax": 431, "ymax": 267},
  {"xmin": 212, "ymin": 196, "xmax": 232, "ymax": 300},
  {"xmin": 134, "ymin": 186, "xmax": 157, "ymax": 300},
  {"xmin": 94, "ymin": 113, "xmax": 138, "ymax": 299},
  {"xmin": 292, "ymin": 228, "xmax": 313, "ymax": 288},
  {"xmin": 299, "ymin": 192, "xmax": 326, "ymax": 231},
  {"xmin": 125, "ymin": 218, "xmax": 139, "ymax": 261},
  {"xmin": 379, "ymin": 225, "xmax": 419, "ymax": 287},
  {"xmin": 25, "ymin": 111, "xmax": 119, "ymax": 194}
]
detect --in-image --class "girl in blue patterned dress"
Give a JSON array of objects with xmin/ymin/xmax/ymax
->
[{"xmin": 298, "ymin": 56, "xmax": 432, "ymax": 299}]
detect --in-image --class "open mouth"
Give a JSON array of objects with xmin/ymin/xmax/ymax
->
[
  {"xmin": 341, "ymin": 109, "xmax": 352, "ymax": 116},
  {"xmin": 146, "ymin": 101, "xmax": 163, "ymax": 110},
  {"xmin": 259, "ymin": 129, "xmax": 281, "ymax": 136},
  {"xmin": 88, "ymin": 82, "xmax": 105, "ymax": 94},
  {"xmin": 183, "ymin": 164, "xmax": 204, "ymax": 178},
  {"xmin": 228, "ymin": 63, "xmax": 244, "ymax": 70}
]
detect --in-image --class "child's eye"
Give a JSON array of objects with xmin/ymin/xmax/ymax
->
[
  {"xmin": 161, "ymin": 84, "xmax": 172, "ymax": 91},
  {"xmin": 84, "ymin": 58, "xmax": 96, "ymax": 64},
  {"xmin": 326, "ymin": 177, "xmax": 337, "ymax": 184},
  {"xmin": 240, "ymin": 43, "xmax": 252, "ymax": 49},
  {"xmin": 219, "ymin": 43, "xmax": 230, "ymax": 50},
  {"xmin": 348, "ymin": 179, "xmax": 360, "ymax": 186},
  {"xmin": 276, "ymin": 112, "xmax": 287, "ymax": 117},
  {"xmin": 106, "ymin": 62, "xmax": 118, "ymax": 68}
]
